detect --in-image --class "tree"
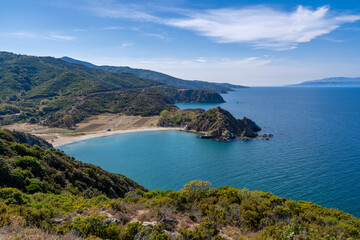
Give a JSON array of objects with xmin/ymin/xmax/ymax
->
[
  {"xmin": 62, "ymin": 115, "xmax": 74, "ymax": 129},
  {"xmin": 181, "ymin": 180, "xmax": 212, "ymax": 200}
]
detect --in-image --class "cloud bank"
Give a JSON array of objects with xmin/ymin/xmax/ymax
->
[
  {"xmin": 83, "ymin": 1, "xmax": 360, "ymax": 50},
  {"xmin": 166, "ymin": 5, "xmax": 360, "ymax": 50}
]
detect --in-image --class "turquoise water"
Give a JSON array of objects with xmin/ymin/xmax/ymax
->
[{"xmin": 59, "ymin": 87, "xmax": 360, "ymax": 217}]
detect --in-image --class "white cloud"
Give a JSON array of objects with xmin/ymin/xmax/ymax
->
[
  {"xmin": 166, "ymin": 5, "xmax": 360, "ymax": 50},
  {"xmin": 8, "ymin": 31, "xmax": 76, "ymax": 42},
  {"xmin": 78, "ymin": 1, "xmax": 360, "ymax": 50},
  {"xmin": 46, "ymin": 33, "xmax": 77, "ymax": 41},
  {"xmin": 121, "ymin": 42, "xmax": 135, "ymax": 48},
  {"xmin": 195, "ymin": 57, "xmax": 206, "ymax": 62}
]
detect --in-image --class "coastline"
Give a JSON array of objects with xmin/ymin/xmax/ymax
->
[
  {"xmin": 3, "ymin": 114, "xmax": 184, "ymax": 148},
  {"xmin": 53, "ymin": 127, "xmax": 183, "ymax": 147}
]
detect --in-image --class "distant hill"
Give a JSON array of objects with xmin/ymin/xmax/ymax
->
[
  {"xmin": 289, "ymin": 77, "xmax": 360, "ymax": 87},
  {"xmin": 61, "ymin": 57, "xmax": 246, "ymax": 93}
]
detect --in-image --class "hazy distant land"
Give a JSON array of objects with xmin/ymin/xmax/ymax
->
[{"xmin": 289, "ymin": 77, "xmax": 360, "ymax": 87}]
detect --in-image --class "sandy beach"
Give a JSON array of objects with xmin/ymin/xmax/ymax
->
[{"xmin": 4, "ymin": 114, "xmax": 183, "ymax": 147}]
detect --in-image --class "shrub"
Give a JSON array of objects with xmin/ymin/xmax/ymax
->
[
  {"xmin": 0, "ymin": 188, "xmax": 29, "ymax": 205},
  {"xmin": 71, "ymin": 215, "xmax": 106, "ymax": 238},
  {"xmin": 15, "ymin": 156, "xmax": 45, "ymax": 177}
]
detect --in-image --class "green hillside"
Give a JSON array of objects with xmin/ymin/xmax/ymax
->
[
  {"xmin": 0, "ymin": 52, "xmax": 161, "ymax": 100},
  {"xmin": 0, "ymin": 52, "xmax": 224, "ymax": 128},
  {"xmin": 61, "ymin": 57, "xmax": 247, "ymax": 93},
  {"xmin": 0, "ymin": 129, "xmax": 145, "ymax": 198},
  {"xmin": 0, "ymin": 130, "xmax": 359, "ymax": 239}
]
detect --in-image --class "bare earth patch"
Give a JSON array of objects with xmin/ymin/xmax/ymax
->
[{"xmin": 4, "ymin": 114, "xmax": 183, "ymax": 147}]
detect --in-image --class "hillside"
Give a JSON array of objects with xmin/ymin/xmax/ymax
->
[
  {"xmin": 0, "ymin": 129, "xmax": 145, "ymax": 198},
  {"xmin": 61, "ymin": 57, "xmax": 247, "ymax": 93},
  {"xmin": 0, "ymin": 130, "xmax": 359, "ymax": 239},
  {"xmin": 290, "ymin": 77, "xmax": 360, "ymax": 87},
  {"xmin": 0, "ymin": 52, "xmax": 161, "ymax": 100},
  {"xmin": 0, "ymin": 52, "xmax": 224, "ymax": 128}
]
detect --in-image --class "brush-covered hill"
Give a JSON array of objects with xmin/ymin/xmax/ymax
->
[
  {"xmin": 61, "ymin": 56, "xmax": 246, "ymax": 93},
  {"xmin": 0, "ymin": 52, "xmax": 160, "ymax": 99},
  {"xmin": 0, "ymin": 130, "xmax": 359, "ymax": 239},
  {"xmin": 0, "ymin": 129, "xmax": 145, "ymax": 198},
  {"xmin": 0, "ymin": 52, "xmax": 224, "ymax": 128}
]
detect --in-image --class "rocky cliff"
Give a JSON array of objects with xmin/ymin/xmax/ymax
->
[{"xmin": 185, "ymin": 107, "xmax": 261, "ymax": 141}]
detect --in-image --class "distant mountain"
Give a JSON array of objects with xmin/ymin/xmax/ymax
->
[
  {"xmin": 290, "ymin": 77, "xmax": 360, "ymax": 87},
  {"xmin": 61, "ymin": 57, "xmax": 247, "ymax": 93}
]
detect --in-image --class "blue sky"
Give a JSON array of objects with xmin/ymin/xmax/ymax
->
[{"xmin": 1, "ymin": 0, "xmax": 359, "ymax": 86}]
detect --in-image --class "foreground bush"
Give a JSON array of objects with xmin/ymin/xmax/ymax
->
[{"xmin": 0, "ymin": 181, "xmax": 358, "ymax": 239}]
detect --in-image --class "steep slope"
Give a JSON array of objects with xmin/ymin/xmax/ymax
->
[
  {"xmin": 61, "ymin": 56, "xmax": 247, "ymax": 93},
  {"xmin": 0, "ymin": 129, "xmax": 146, "ymax": 198},
  {"xmin": 289, "ymin": 77, "xmax": 360, "ymax": 87}
]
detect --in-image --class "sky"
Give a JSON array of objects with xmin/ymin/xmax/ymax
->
[{"xmin": 1, "ymin": 0, "xmax": 360, "ymax": 86}]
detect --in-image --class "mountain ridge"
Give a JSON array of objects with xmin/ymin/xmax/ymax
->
[{"xmin": 61, "ymin": 56, "xmax": 247, "ymax": 93}]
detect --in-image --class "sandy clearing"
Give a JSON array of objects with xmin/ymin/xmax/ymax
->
[{"xmin": 4, "ymin": 114, "xmax": 183, "ymax": 147}]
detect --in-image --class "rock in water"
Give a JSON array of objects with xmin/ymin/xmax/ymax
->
[
  {"xmin": 241, "ymin": 127, "xmax": 258, "ymax": 138},
  {"xmin": 186, "ymin": 107, "xmax": 261, "ymax": 141},
  {"xmin": 241, "ymin": 117, "xmax": 261, "ymax": 132}
]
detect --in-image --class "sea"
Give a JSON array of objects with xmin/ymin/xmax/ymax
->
[{"xmin": 59, "ymin": 87, "xmax": 360, "ymax": 217}]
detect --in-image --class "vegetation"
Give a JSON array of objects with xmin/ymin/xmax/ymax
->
[
  {"xmin": 0, "ymin": 129, "xmax": 145, "ymax": 198},
  {"xmin": 0, "ymin": 51, "xmax": 160, "ymax": 99},
  {"xmin": 159, "ymin": 109, "xmax": 204, "ymax": 127},
  {"xmin": 0, "ymin": 180, "xmax": 359, "ymax": 239}
]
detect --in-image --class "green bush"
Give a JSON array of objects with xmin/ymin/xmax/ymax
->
[
  {"xmin": 15, "ymin": 156, "xmax": 45, "ymax": 177},
  {"xmin": 71, "ymin": 215, "xmax": 106, "ymax": 238},
  {"xmin": 0, "ymin": 188, "xmax": 29, "ymax": 205}
]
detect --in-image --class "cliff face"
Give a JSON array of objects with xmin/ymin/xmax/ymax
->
[
  {"xmin": 186, "ymin": 107, "xmax": 261, "ymax": 141},
  {"xmin": 9, "ymin": 130, "xmax": 53, "ymax": 148},
  {"xmin": 174, "ymin": 89, "xmax": 225, "ymax": 103}
]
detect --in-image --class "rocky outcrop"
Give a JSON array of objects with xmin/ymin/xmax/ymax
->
[
  {"xmin": 8, "ymin": 130, "xmax": 53, "ymax": 148},
  {"xmin": 186, "ymin": 107, "xmax": 261, "ymax": 141}
]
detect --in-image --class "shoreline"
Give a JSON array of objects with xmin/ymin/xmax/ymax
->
[
  {"xmin": 53, "ymin": 127, "xmax": 183, "ymax": 147},
  {"xmin": 3, "ymin": 114, "xmax": 184, "ymax": 148}
]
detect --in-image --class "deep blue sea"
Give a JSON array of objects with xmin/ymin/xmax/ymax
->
[{"xmin": 59, "ymin": 87, "xmax": 360, "ymax": 217}]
